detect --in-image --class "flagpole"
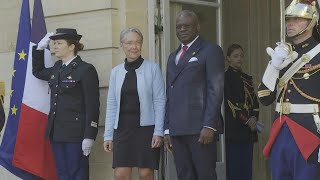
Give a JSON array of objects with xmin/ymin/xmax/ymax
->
[{"xmin": 280, "ymin": 0, "xmax": 286, "ymax": 43}]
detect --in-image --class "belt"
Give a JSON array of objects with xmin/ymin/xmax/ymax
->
[{"xmin": 275, "ymin": 103, "xmax": 319, "ymax": 114}]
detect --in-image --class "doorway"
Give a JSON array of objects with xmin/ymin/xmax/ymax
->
[{"xmin": 161, "ymin": 0, "xmax": 225, "ymax": 179}]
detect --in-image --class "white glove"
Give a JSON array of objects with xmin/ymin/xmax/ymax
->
[
  {"xmin": 266, "ymin": 43, "xmax": 298, "ymax": 70},
  {"xmin": 318, "ymin": 148, "xmax": 320, "ymax": 163},
  {"xmin": 37, "ymin": 32, "xmax": 54, "ymax": 50},
  {"xmin": 82, "ymin": 138, "xmax": 94, "ymax": 156}
]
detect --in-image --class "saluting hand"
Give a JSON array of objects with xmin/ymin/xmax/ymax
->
[
  {"xmin": 198, "ymin": 127, "xmax": 214, "ymax": 145},
  {"xmin": 103, "ymin": 140, "xmax": 113, "ymax": 152},
  {"xmin": 37, "ymin": 32, "xmax": 54, "ymax": 50}
]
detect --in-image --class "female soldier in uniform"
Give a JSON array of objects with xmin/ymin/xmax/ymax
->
[
  {"xmin": 224, "ymin": 44, "xmax": 259, "ymax": 180},
  {"xmin": 32, "ymin": 28, "xmax": 100, "ymax": 180}
]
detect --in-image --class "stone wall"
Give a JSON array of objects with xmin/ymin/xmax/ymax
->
[{"xmin": 0, "ymin": 0, "xmax": 149, "ymax": 179}]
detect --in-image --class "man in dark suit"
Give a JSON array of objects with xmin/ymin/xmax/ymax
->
[{"xmin": 164, "ymin": 10, "xmax": 224, "ymax": 180}]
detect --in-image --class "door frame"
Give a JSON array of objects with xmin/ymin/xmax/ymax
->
[
  {"xmin": 161, "ymin": 0, "xmax": 225, "ymax": 179},
  {"xmin": 161, "ymin": 0, "xmax": 223, "ymax": 71}
]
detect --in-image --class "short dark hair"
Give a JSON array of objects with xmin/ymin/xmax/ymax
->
[{"xmin": 226, "ymin": 44, "xmax": 243, "ymax": 57}]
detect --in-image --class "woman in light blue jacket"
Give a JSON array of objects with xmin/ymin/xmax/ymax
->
[{"xmin": 103, "ymin": 27, "xmax": 165, "ymax": 180}]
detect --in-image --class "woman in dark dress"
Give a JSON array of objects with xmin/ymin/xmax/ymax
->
[
  {"xmin": 103, "ymin": 28, "xmax": 165, "ymax": 180},
  {"xmin": 224, "ymin": 44, "xmax": 260, "ymax": 180}
]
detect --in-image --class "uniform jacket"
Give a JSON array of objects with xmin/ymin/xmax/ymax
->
[
  {"xmin": 258, "ymin": 37, "xmax": 320, "ymax": 163},
  {"xmin": 104, "ymin": 60, "xmax": 165, "ymax": 141},
  {"xmin": 165, "ymin": 37, "xmax": 224, "ymax": 136},
  {"xmin": 225, "ymin": 66, "xmax": 259, "ymax": 143},
  {"xmin": 32, "ymin": 46, "xmax": 100, "ymax": 142}
]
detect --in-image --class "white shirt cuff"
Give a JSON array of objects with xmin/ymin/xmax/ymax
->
[
  {"xmin": 164, "ymin": 129, "xmax": 169, "ymax": 135},
  {"xmin": 204, "ymin": 126, "xmax": 217, "ymax": 131}
]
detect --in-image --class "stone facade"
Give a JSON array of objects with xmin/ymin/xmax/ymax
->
[{"xmin": 0, "ymin": 0, "xmax": 149, "ymax": 179}]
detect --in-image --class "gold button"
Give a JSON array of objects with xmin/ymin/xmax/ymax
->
[
  {"xmin": 302, "ymin": 43, "xmax": 309, "ymax": 48},
  {"xmin": 301, "ymin": 54, "xmax": 310, "ymax": 62}
]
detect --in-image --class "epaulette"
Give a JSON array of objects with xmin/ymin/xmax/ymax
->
[
  {"xmin": 241, "ymin": 72, "xmax": 252, "ymax": 80},
  {"xmin": 240, "ymin": 72, "xmax": 253, "ymax": 84},
  {"xmin": 258, "ymin": 89, "xmax": 271, "ymax": 98}
]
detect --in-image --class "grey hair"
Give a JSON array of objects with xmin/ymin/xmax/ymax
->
[
  {"xmin": 177, "ymin": 10, "xmax": 199, "ymax": 24},
  {"xmin": 120, "ymin": 27, "xmax": 143, "ymax": 43}
]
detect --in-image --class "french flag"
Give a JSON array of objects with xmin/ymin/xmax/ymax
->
[{"xmin": 0, "ymin": 0, "xmax": 57, "ymax": 179}]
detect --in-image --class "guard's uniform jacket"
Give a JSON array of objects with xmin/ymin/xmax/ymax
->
[
  {"xmin": 32, "ymin": 46, "xmax": 100, "ymax": 142},
  {"xmin": 258, "ymin": 37, "xmax": 320, "ymax": 163},
  {"xmin": 225, "ymin": 66, "xmax": 259, "ymax": 143}
]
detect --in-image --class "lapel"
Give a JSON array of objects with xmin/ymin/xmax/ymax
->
[
  {"xmin": 170, "ymin": 38, "xmax": 203, "ymax": 85},
  {"xmin": 60, "ymin": 56, "xmax": 82, "ymax": 78},
  {"xmin": 52, "ymin": 61, "xmax": 62, "ymax": 82},
  {"xmin": 116, "ymin": 64, "xmax": 127, "ymax": 101},
  {"xmin": 168, "ymin": 48, "xmax": 179, "ymax": 71}
]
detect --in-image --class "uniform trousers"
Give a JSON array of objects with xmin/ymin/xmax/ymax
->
[
  {"xmin": 171, "ymin": 135, "xmax": 217, "ymax": 180},
  {"xmin": 51, "ymin": 141, "xmax": 89, "ymax": 180},
  {"xmin": 270, "ymin": 124, "xmax": 318, "ymax": 180},
  {"xmin": 226, "ymin": 142, "xmax": 253, "ymax": 180}
]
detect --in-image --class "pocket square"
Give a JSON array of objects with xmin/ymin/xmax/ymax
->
[{"xmin": 188, "ymin": 57, "xmax": 198, "ymax": 62}]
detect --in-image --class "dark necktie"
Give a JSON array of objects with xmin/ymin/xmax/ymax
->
[
  {"xmin": 178, "ymin": 45, "xmax": 188, "ymax": 62},
  {"xmin": 59, "ymin": 64, "xmax": 66, "ymax": 74}
]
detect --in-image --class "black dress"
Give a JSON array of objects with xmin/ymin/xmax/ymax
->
[{"xmin": 112, "ymin": 56, "xmax": 160, "ymax": 169}]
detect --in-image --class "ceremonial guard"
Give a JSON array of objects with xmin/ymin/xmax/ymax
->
[
  {"xmin": 0, "ymin": 81, "xmax": 5, "ymax": 132},
  {"xmin": 224, "ymin": 44, "xmax": 260, "ymax": 180},
  {"xmin": 258, "ymin": 0, "xmax": 320, "ymax": 179}
]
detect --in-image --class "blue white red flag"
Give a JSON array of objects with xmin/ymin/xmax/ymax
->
[{"xmin": 0, "ymin": 0, "xmax": 57, "ymax": 179}]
